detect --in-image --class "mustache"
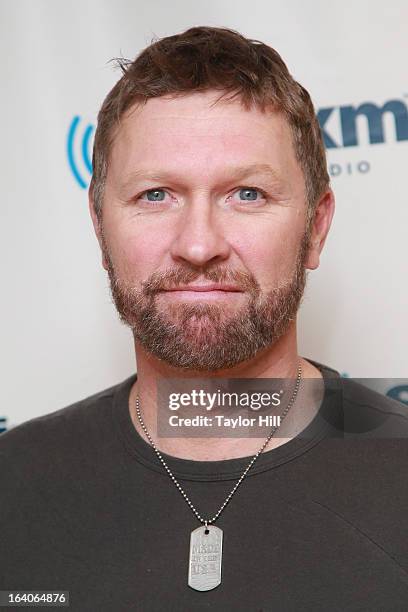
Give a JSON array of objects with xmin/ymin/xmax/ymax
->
[
  {"xmin": 141, "ymin": 266, "xmax": 260, "ymax": 296},
  {"xmin": 101, "ymin": 241, "xmax": 256, "ymax": 296}
]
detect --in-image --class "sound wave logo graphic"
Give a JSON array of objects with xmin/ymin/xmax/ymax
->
[{"xmin": 67, "ymin": 116, "xmax": 94, "ymax": 189}]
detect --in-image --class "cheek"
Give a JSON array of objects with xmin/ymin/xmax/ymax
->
[
  {"xmin": 105, "ymin": 221, "xmax": 169, "ymax": 282},
  {"xmin": 228, "ymin": 221, "xmax": 302, "ymax": 284}
]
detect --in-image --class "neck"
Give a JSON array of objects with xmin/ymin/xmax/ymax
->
[{"xmin": 128, "ymin": 322, "xmax": 323, "ymax": 461}]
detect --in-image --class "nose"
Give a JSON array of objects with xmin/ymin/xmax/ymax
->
[{"xmin": 169, "ymin": 196, "xmax": 231, "ymax": 268}]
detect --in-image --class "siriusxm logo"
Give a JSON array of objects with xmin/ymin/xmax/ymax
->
[
  {"xmin": 0, "ymin": 417, "xmax": 6, "ymax": 433},
  {"xmin": 67, "ymin": 116, "xmax": 94, "ymax": 189},
  {"xmin": 341, "ymin": 377, "xmax": 408, "ymax": 407},
  {"xmin": 318, "ymin": 99, "xmax": 408, "ymax": 148},
  {"xmin": 387, "ymin": 384, "xmax": 408, "ymax": 405},
  {"xmin": 67, "ymin": 98, "xmax": 408, "ymax": 188}
]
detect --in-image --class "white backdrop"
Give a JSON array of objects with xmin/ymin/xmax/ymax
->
[{"xmin": 1, "ymin": 0, "xmax": 407, "ymax": 430}]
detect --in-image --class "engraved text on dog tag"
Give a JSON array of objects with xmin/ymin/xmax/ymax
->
[{"xmin": 188, "ymin": 525, "xmax": 223, "ymax": 591}]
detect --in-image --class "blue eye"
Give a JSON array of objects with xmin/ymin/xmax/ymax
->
[
  {"xmin": 144, "ymin": 189, "xmax": 166, "ymax": 201},
  {"xmin": 239, "ymin": 188, "xmax": 260, "ymax": 201}
]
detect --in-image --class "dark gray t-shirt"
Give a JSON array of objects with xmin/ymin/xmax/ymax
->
[{"xmin": 1, "ymin": 360, "xmax": 408, "ymax": 611}]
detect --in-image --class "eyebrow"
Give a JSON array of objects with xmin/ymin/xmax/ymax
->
[{"xmin": 120, "ymin": 163, "xmax": 284, "ymax": 190}]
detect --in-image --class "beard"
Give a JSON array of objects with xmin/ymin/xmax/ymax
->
[{"xmin": 100, "ymin": 231, "xmax": 309, "ymax": 372}]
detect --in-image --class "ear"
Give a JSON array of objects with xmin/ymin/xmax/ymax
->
[
  {"xmin": 88, "ymin": 182, "xmax": 109, "ymax": 271},
  {"xmin": 304, "ymin": 188, "xmax": 335, "ymax": 270}
]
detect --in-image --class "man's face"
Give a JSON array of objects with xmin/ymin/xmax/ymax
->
[{"xmin": 92, "ymin": 90, "xmax": 313, "ymax": 372}]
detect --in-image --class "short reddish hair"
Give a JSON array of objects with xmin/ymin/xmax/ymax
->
[{"xmin": 91, "ymin": 26, "xmax": 329, "ymax": 232}]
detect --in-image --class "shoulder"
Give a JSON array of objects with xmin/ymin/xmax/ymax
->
[
  {"xmin": 0, "ymin": 379, "xmax": 122, "ymax": 465},
  {"xmin": 341, "ymin": 377, "xmax": 408, "ymax": 436},
  {"xmin": 307, "ymin": 358, "xmax": 408, "ymax": 436},
  {"xmin": 0, "ymin": 375, "xmax": 136, "ymax": 528}
]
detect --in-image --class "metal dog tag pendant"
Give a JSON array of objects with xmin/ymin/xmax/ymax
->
[{"xmin": 188, "ymin": 524, "xmax": 223, "ymax": 591}]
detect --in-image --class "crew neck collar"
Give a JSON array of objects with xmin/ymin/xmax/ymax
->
[{"xmin": 113, "ymin": 359, "xmax": 344, "ymax": 482}]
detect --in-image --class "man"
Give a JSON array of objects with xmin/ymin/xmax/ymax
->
[{"xmin": 1, "ymin": 26, "xmax": 407, "ymax": 611}]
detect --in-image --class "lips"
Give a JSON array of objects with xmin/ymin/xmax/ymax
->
[{"xmin": 163, "ymin": 284, "xmax": 242, "ymax": 292}]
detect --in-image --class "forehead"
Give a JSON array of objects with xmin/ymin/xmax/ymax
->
[{"xmin": 107, "ymin": 90, "xmax": 302, "ymax": 186}]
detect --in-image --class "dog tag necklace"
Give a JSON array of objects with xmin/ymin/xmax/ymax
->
[{"xmin": 135, "ymin": 363, "xmax": 302, "ymax": 592}]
